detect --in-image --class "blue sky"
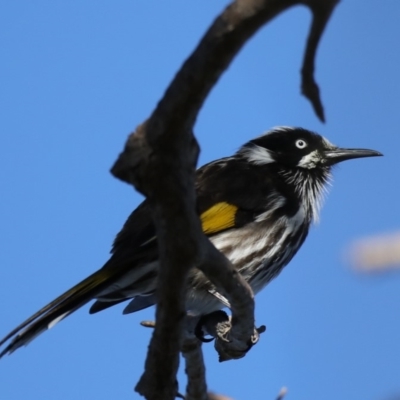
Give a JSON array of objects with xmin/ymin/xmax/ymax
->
[{"xmin": 1, "ymin": 2, "xmax": 399, "ymax": 399}]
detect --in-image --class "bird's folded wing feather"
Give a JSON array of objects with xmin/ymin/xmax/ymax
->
[{"xmin": 0, "ymin": 157, "xmax": 267, "ymax": 356}]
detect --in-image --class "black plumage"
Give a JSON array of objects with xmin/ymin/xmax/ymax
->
[{"xmin": 0, "ymin": 127, "xmax": 381, "ymax": 357}]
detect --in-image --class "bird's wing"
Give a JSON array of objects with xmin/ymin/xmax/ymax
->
[
  {"xmin": 110, "ymin": 158, "xmax": 258, "ymax": 256},
  {"xmin": 110, "ymin": 200, "xmax": 157, "ymax": 256},
  {"xmin": 195, "ymin": 157, "xmax": 276, "ymax": 229},
  {"xmin": 200, "ymin": 201, "xmax": 238, "ymax": 234},
  {"xmin": 0, "ymin": 157, "xmax": 274, "ymax": 356}
]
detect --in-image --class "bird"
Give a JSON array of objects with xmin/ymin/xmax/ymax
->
[{"xmin": 0, "ymin": 126, "xmax": 382, "ymax": 357}]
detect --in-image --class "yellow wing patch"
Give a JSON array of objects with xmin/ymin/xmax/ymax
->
[{"xmin": 200, "ymin": 202, "xmax": 238, "ymax": 235}]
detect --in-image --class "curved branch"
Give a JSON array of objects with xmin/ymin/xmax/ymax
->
[
  {"xmin": 300, "ymin": 0, "xmax": 340, "ymax": 122},
  {"xmin": 111, "ymin": 0, "xmax": 339, "ymax": 399},
  {"xmin": 196, "ymin": 241, "xmax": 262, "ymax": 361}
]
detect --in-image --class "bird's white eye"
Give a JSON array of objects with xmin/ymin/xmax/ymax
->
[{"xmin": 295, "ymin": 139, "xmax": 307, "ymax": 149}]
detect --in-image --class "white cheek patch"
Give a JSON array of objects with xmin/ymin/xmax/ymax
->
[
  {"xmin": 242, "ymin": 144, "xmax": 275, "ymax": 165},
  {"xmin": 297, "ymin": 150, "xmax": 321, "ymax": 169}
]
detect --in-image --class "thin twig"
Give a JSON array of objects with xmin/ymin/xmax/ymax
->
[{"xmin": 300, "ymin": 0, "xmax": 340, "ymax": 122}]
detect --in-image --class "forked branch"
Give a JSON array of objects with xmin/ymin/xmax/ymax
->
[{"xmin": 111, "ymin": 0, "xmax": 339, "ymax": 399}]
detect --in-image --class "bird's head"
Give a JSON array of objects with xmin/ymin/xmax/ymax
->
[{"xmin": 240, "ymin": 127, "xmax": 382, "ymax": 169}]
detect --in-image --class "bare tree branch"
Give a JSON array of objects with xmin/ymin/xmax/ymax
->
[
  {"xmin": 196, "ymin": 242, "xmax": 263, "ymax": 361},
  {"xmin": 182, "ymin": 336, "xmax": 208, "ymax": 400},
  {"xmin": 110, "ymin": 0, "xmax": 338, "ymax": 398},
  {"xmin": 301, "ymin": 0, "xmax": 339, "ymax": 122}
]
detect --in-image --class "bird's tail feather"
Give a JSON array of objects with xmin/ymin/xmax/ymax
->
[{"xmin": 0, "ymin": 266, "xmax": 123, "ymax": 358}]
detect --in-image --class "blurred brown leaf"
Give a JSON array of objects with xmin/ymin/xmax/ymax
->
[{"xmin": 348, "ymin": 232, "xmax": 400, "ymax": 273}]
